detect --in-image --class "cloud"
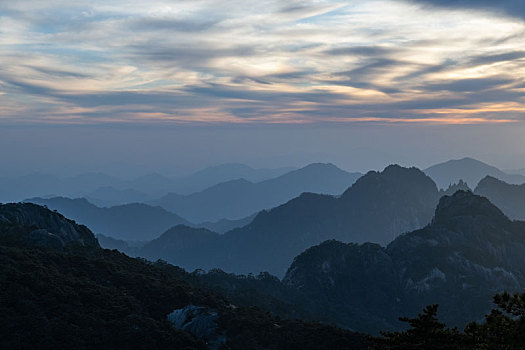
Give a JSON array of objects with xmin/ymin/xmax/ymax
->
[
  {"xmin": 323, "ymin": 45, "xmax": 397, "ymax": 57},
  {"xmin": 404, "ymin": 0, "xmax": 525, "ymax": 21},
  {"xmin": 129, "ymin": 18, "xmax": 219, "ymax": 33},
  {"xmin": 419, "ymin": 78, "xmax": 515, "ymax": 93},
  {"xmin": 1, "ymin": 0, "xmax": 525, "ymax": 126}
]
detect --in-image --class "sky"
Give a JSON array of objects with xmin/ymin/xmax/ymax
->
[{"xmin": 1, "ymin": 0, "xmax": 525, "ymax": 176}]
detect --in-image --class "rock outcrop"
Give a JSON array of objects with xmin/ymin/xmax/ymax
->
[
  {"xmin": 283, "ymin": 191, "xmax": 525, "ymax": 333},
  {"xmin": 0, "ymin": 202, "xmax": 99, "ymax": 249}
]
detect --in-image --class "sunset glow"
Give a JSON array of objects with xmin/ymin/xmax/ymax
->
[{"xmin": 1, "ymin": 0, "xmax": 524, "ymax": 126}]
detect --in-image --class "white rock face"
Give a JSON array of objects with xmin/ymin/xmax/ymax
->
[{"xmin": 167, "ymin": 305, "xmax": 226, "ymax": 349}]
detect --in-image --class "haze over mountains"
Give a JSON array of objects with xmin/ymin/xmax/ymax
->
[
  {"xmin": 20, "ymin": 158, "xmax": 525, "ymax": 258},
  {"xmin": 23, "ymin": 158, "xmax": 525, "ymax": 279},
  {"xmin": 424, "ymin": 157, "xmax": 525, "ymax": 189},
  {"xmin": 150, "ymin": 163, "xmax": 362, "ymax": 222},
  {"xmin": 167, "ymin": 163, "xmax": 296, "ymax": 195},
  {"xmin": 0, "ymin": 163, "xmax": 294, "ymax": 205},
  {"xmin": 475, "ymin": 176, "xmax": 525, "ymax": 221},
  {"xmin": 26, "ymin": 163, "xmax": 362, "ymax": 239},
  {"xmin": 4, "ymin": 156, "xmax": 525, "ymax": 348},
  {"xmin": 139, "ymin": 165, "xmax": 440, "ymax": 276},
  {"xmin": 134, "ymin": 159, "xmax": 525, "ymax": 279},
  {"xmin": 26, "ymin": 197, "xmax": 189, "ymax": 242},
  {"xmin": 3, "ymin": 156, "xmax": 520, "ymax": 206},
  {"xmin": 5, "ymin": 180, "xmax": 525, "ymax": 341}
]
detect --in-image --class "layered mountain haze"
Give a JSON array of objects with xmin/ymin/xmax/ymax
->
[
  {"xmin": 25, "ymin": 163, "xmax": 357, "ymax": 242},
  {"xmin": 150, "ymin": 163, "xmax": 362, "ymax": 222},
  {"xmin": 4, "ymin": 158, "xmax": 525, "ymax": 347},
  {"xmin": 0, "ymin": 164, "xmax": 295, "ymax": 206},
  {"xmin": 138, "ymin": 165, "xmax": 439, "ymax": 276},
  {"xmin": 6, "ymin": 0, "xmax": 525, "ymax": 345},
  {"xmin": 25, "ymin": 197, "xmax": 189, "ymax": 241},
  {"xmin": 168, "ymin": 163, "xmax": 296, "ymax": 195},
  {"xmin": 196, "ymin": 213, "xmax": 257, "ymax": 234},
  {"xmin": 506, "ymin": 168, "xmax": 525, "ymax": 177},
  {"xmin": 85, "ymin": 186, "xmax": 154, "ymax": 207},
  {"xmin": 283, "ymin": 191, "xmax": 525, "ymax": 333},
  {"xmin": 140, "ymin": 226, "xmax": 222, "ymax": 272},
  {"xmin": 0, "ymin": 172, "xmax": 122, "ymax": 203},
  {"xmin": 475, "ymin": 176, "xmax": 525, "ymax": 221},
  {"xmin": 425, "ymin": 157, "xmax": 525, "ymax": 189}
]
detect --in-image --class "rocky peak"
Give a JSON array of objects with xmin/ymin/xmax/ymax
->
[
  {"xmin": 0, "ymin": 202, "xmax": 99, "ymax": 249},
  {"xmin": 476, "ymin": 175, "xmax": 506, "ymax": 189},
  {"xmin": 440, "ymin": 179, "xmax": 471, "ymax": 197},
  {"xmin": 343, "ymin": 164, "xmax": 438, "ymax": 198},
  {"xmin": 431, "ymin": 190, "xmax": 508, "ymax": 225}
]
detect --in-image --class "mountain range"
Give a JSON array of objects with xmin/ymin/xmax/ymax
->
[
  {"xmin": 474, "ymin": 176, "xmax": 525, "ymax": 221},
  {"xmin": 27, "ymin": 163, "xmax": 362, "ymax": 242},
  {"xmin": 0, "ymin": 163, "xmax": 294, "ymax": 205},
  {"xmin": 4, "ymin": 167, "xmax": 525, "ymax": 345},
  {"xmin": 25, "ymin": 197, "xmax": 189, "ymax": 241},
  {"xmin": 134, "ymin": 189, "xmax": 525, "ymax": 336},
  {"xmin": 424, "ymin": 157, "xmax": 525, "ymax": 189},
  {"xmin": 149, "ymin": 163, "xmax": 362, "ymax": 222},
  {"xmin": 138, "ymin": 165, "xmax": 440, "ymax": 276},
  {"xmin": 0, "ymin": 202, "xmax": 369, "ymax": 349},
  {"xmin": 282, "ymin": 191, "xmax": 525, "ymax": 333},
  {"xmin": 166, "ymin": 163, "xmax": 296, "ymax": 195}
]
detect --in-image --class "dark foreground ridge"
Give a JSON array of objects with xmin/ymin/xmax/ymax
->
[
  {"xmin": 0, "ymin": 202, "xmax": 370, "ymax": 350},
  {"xmin": 0, "ymin": 202, "xmax": 99, "ymax": 249}
]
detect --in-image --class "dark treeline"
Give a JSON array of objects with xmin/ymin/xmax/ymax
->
[{"xmin": 373, "ymin": 292, "xmax": 525, "ymax": 349}]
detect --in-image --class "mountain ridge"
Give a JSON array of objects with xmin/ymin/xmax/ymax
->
[
  {"xmin": 474, "ymin": 175, "xmax": 525, "ymax": 221},
  {"xmin": 425, "ymin": 157, "xmax": 525, "ymax": 189},
  {"xmin": 25, "ymin": 197, "xmax": 190, "ymax": 241},
  {"xmin": 138, "ymin": 164, "xmax": 439, "ymax": 277},
  {"xmin": 283, "ymin": 191, "xmax": 525, "ymax": 333},
  {"xmin": 150, "ymin": 163, "xmax": 362, "ymax": 222},
  {"xmin": 0, "ymin": 202, "xmax": 370, "ymax": 349}
]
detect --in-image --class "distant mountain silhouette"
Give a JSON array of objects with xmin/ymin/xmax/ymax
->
[
  {"xmin": 138, "ymin": 165, "xmax": 438, "ymax": 276},
  {"xmin": 120, "ymin": 164, "xmax": 295, "ymax": 196},
  {"xmin": 140, "ymin": 225, "xmax": 222, "ymax": 272},
  {"xmin": 0, "ymin": 164, "xmax": 294, "ymax": 205},
  {"xmin": 25, "ymin": 197, "xmax": 190, "ymax": 241},
  {"xmin": 425, "ymin": 157, "xmax": 525, "ymax": 189},
  {"xmin": 0, "ymin": 172, "xmax": 122, "ymax": 202},
  {"xmin": 150, "ymin": 163, "xmax": 363, "ymax": 222},
  {"xmin": 475, "ymin": 176, "xmax": 525, "ymax": 220},
  {"xmin": 85, "ymin": 186, "xmax": 154, "ymax": 207},
  {"xmin": 169, "ymin": 163, "xmax": 296, "ymax": 195},
  {"xmin": 505, "ymin": 167, "xmax": 525, "ymax": 176},
  {"xmin": 96, "ymin": 234, "xmax": 139, "ymax": 255},
  {"xmin": 283, "ymin": 191, "xmax": 525, "ymax": 333},
  {"xmin": 196, "ymin": 213, "xmax": 256, "ymax": 233},
  {"xmin": 439, "ymin": 179, "xmax": 471, "ymax": 197}
]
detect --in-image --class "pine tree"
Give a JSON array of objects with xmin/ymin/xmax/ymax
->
[{"xmin": 373, "ymin": 304, "xmax": 467, "ymax": 349}]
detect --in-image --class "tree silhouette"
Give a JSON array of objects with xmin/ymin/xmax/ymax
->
[{"xmin": 374, "ymin": 304, "xmax": 466, "ymax": 349}]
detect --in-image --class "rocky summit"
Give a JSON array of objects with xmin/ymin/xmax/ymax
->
[
  {"xmin": 138, "ymin": 165, "xmax": 440, "ymax": 277},
  {"xmin": 283, "ymin": 191, "xmax": 525, "ymax": 333},
  {"xmin": 0, "ymin": 202, "xmax": 99, "ymax": 249}
]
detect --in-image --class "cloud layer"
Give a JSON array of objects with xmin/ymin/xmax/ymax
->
[{"xmin": 1, "ymin": 0, "xmax": 524, "ymax": 125}]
